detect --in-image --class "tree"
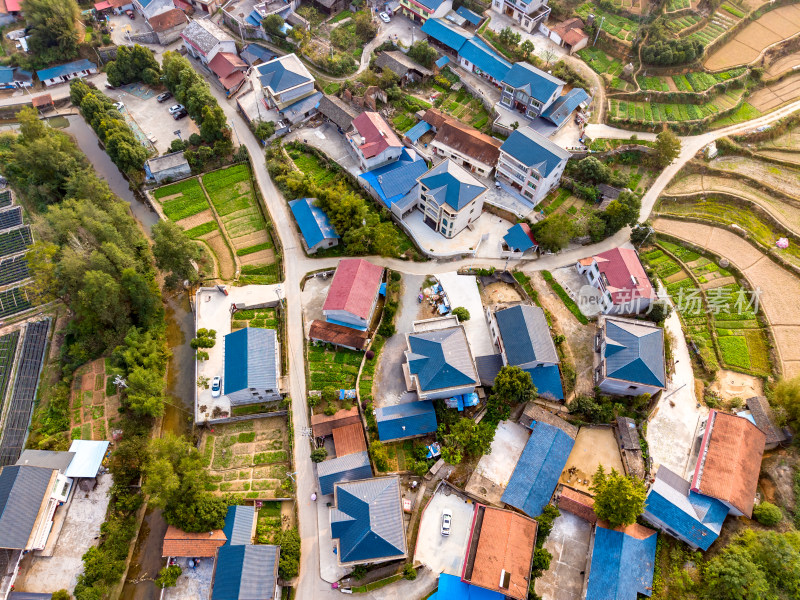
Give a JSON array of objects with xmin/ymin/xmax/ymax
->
[
  {"xmin": 156, "ymin": 565, "xmax": 182, "ymax": 588},
  {"xmin": 452, "ymin": 306, "xmax": 470, "ymax": 322},
  {"xmin": 106, "ymin": 45, "xmax": 161, "ymax": 87},
  {"xmin": 253, "ymin": 120, "xmax": 276, "ymax": 141},
  {"xmin": 24, "ymin": 0, "xmax": 80, "ymax": 66},
  {"xmin": 541, "ymin": 48, "xmax": 558, "ymax": 67},
  {"xmin": 263, "ymin": 14, "xmax": 284, "ymax": 36},
  {"xmin": 521, "ymin": 39, "xmax": 535, "ymax": 59},
  {"xmin": 191, "ymin": 329, "xmax": 217, "ymax": 349},
  {"xmin": 653, "ymin": 130, "xmax": 681, "ymax": 168},
  {"xmin": 646, "ymin": 300, "xmax": 672, "ymax": 324},
  {"xmin": 407, "ymin": 41, "xmax": 438, "ymax": 68},
  {"xmin": 498, "ymin": 26, "xmax": 521, "ymax": 47},
  {"xmin": 276, "ymin": 529, "xmax": 301, "ymax": 579},
  {"xmin": 197, "ymin": 376, "xmax": 210, "ymax": 389},
  {"xmin": 403, "ymin": 563, "xmax": 417, "ymax": 580},
  {"xmin": 310, "ymin": 448, "xmax": 328, "ymax": 463},
  {"xmin": 752, "ymin": 502, "xmax": 782, "ymax": 526},
  {"xmin": 703, "ymin": 545, "xmax": 770, "ymax": 600},
  {"xmin": 354, "ymin": 12, "xmax": 377, "ymax": 42},
  {"xmin": 152, "ymin": 220, "xmax": 203, "ymax": 289},
  {"xmin": 487, "ymin": 366, "xmax": 536, "ymax": 424},
  {"xmin": 439, "ymin": 418, "xmax": 495, "ymax": 464},
  {"xmin": 51, "ymin": 592, "xmax": 71, "ymax": 600},
  {"xmin": 590, "ymin": 466, "xmax": 646, "ymax": 528},
  {"xmin": 143, "ymin": 434, "xmax": 227, "ymax": 532},
  {"xmin": 630, "ymin": 223, "xmax": 653, "ymax": 246},
  {"xmin": 535, "ymin": 504, "xmax": 560, "ymax": 545},
  {"xmin": 530, "ymin": 547, "xmax": 552, "ymax": 578},
  {"xmin": 534, "ymin": 213, "xmax": 574, "ymax": 253},
  {"xmin": 370, "ymin": 440, "xmax": 389, "ymax": 471},
  {"xmin": 600, "ymin": 192, "xmax": 640, "ymax": 233},
  {"xmin": 773, "ymin": 376, "xmax": 800, "ymax": 427},
  {"xmin": 576, "ymin": 156, "xmax": 610, "ymax": 184}
]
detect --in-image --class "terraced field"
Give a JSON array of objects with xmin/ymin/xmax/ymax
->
[
  {"xmin": 575, "ymin": 3, "xmax": 639, "ymax": 43},
  {"xmin": 576, "ymin": 48, "xmax": 630, "ymax": 90},
  {"xmin": 608, "ymin": 88, "xmax": 745, "ymax": 124},
  {"xmin": 709, "ymin": 155, "xmax": 800, "ymax": 194},
  {"xmin": 687, "ymin": 10, "xmax": 739, "ymax": 47},
  {"xmin": 665, "ymin": 12, "xmax": 703, "ymax": 34}
]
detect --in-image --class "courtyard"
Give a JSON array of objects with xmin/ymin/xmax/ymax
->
[
  {"xmin": 465, "ymin": 420, "xmax": 529, "ymax": 504},
  {"xmin": 414, "ymin": 485, "xmax": 476, "ymax": 577},
  {"xmin": 534, "ymin": 511, "xmax": 592, "ymax": 600},
  {"xmin": 558, "ymin": 426, "xmax": 624, "ymax": 494},
  {"xmin": 402, "ymin": 211, "xmax": 515, "ymax": 259}
]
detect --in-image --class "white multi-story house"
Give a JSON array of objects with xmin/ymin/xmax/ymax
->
[
  {"xmin": 491, "ymin": 0, "xmax": 550, "ymax": 32},
  {"xmin": 399, "ymin": 0, "xmax": 452, "ymax": 24},
  {"xmin": 499, "ymin": 62, "xmax": 564, "ymax": 119},
  {"xmin": 416, "ymin": 159, "xmax": 487, "ymax": 238},
  {"xmin": 255, "ymin": 53, "xmax": 316, "ymax": 110},
  {"xmin": 576, "ymin": 248, "xmax": 655, "ymax": 314},
  {"xmin": 346, "ymin": 112, "xmax": 404, "ymax": 172},
  {"xmin": 495, "ymin": 126, "xmax": 569, "ymax": 207},
  {"xmin": 180, "ymin": 18, "xmax": 237, "ymax": 66}
]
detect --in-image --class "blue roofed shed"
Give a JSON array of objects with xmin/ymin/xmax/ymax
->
[
  {"xmin": 643, "ymin": 466, "xmax": 727, "ymax": 551},
  {"xmin": 403, "ymin": 120, "xmax": 432, "ymax": 144},
  {"xmin": 289, "ymin": 198, "xmax": 339, "ymax": 254},
  {"xmin": 503, "ymin": 223, "xmax": 538, "ymax": 253},
  {"xmin": 525, "ymin": 365, "xmax": 564, "ymax": 400},
  {"xmin": 431, "ymin": 574, "xmax": 505, "ymax": 600},
  {"xmin": 241, "ymin": 43, "xmax": 276, "ymax": 66},
  {"xmin": 212, "ymin": 544, "xmax": 280, "ymax": 600},
  {"xmin": 331, "ymin": 477, "xmax": 407, "ymax": 564},
  {"xmin": 435, "ymin": 55, "xmax": 450, "ymax": 68},
  {"xmin": 280, "ymin": 90, "xmax": 322, "ymax": 125},
  {"xmin": 541, "ymin": 88, "xmax": 589, "ymax": 128},
  {"xmin": 421, "ymin": 18, "xmax": 470, "ymax": 52},
  {"xmin": 37, "ymin": 59, "xmax": 97, "ymax": 84},
  {"xmin": 455, "ymin": 6, "xmax": 483, "ymax": 25},
  {"xmin": 585, "ymin": 525, "xmax": 657, "ymax": 600},
  {"xmin": 222, "ymin": 505, "xmax": 255, "ymax": 546},
  {"xmin": 317, "ymin": 451, "xmax": 373, "ymax": 495},
  {"xmin": 223, "ymin": 327, "xmax": 281, "ymax": 405},
  {"xmin": 501, "ymin": 422, "xmax": 574, "ymax": 517},
  {"xmin": 376, "ymin": 401, "xmax": 438, "ymax": 441},
  {"xmin": 358, "ymin": 148, "xmax": 428, "ymax": 209}
]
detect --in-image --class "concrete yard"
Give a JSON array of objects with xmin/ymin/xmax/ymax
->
[
  {"xmin": 300, "ymin": 273, "xmax": 334, "ymax": 336},
  {"xmin": 162, "ymin": 557, "xmax": 214, "ymax": 600},
  {"xmin": 551, "ymin": 265, "xmax": 604, "ymax": 318},
  {"xmin": 15, "ymin": 474, "xmax": 113, "ymax": 594},
  {"xmin": 465, "ymin": 420, "xmax": 530, "ymax": 504},
  {"xmin": 414, "ymin": 486, "xmax": 476, "ymax": 577},
  {"xmin": 559, "ymin": 427, "xmax": 624, "ymax": 494},
  {"xmin": 437, "ymin": 271, "xmax": 495, "ymax": 358},
  {"xmin": 402, "ymin": 211, "xmax": 514, "ymax": 259},
  {"xmin": 285, "ymin": 123, "xmax": 359, "ymax": 177},
  {"xmin": 195, "ymin": 284, "xmax": 283, "ymax": 422},
  {"xmin": 535, "ymin": 511, "xmax": 592, "ymax": 600}
]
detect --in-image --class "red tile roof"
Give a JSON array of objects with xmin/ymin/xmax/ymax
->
[
  {"xmin": 31, "ymin": 95, "xmax": 53, "ymax": 108},
  {"xmin": 691, "ymin": 410, "xmax": 766, "ymax": 516},
  {"xmin": 208, "ymin": 51, "xmax": 247, "ymax": 80},
  {"xmin": 148, "ymin": 8, "xmax": 188, "ymax": 32},
  {"xmin": 592, "ymin": 248, "xmax": 655, "ymax": 306},
  {"xmin": 465, "ymin": 506, "xmax": 537, "ymax": 600},
  {"xmin": 4, "ymin": 0, "xmax": 19, "ymax": 11},
  {"xmin": 322, "ymin": 259, "xmax": 384, "ymax": 320},
  {"xmin": 332, "ymin": 422, "xmax": 368, "ymax": 457},
  {"xmin": 351, "ymin": 112, "xmax": 402, "ymax": 158},
  {"xmin": 559, "ymin": 486, "xmax": 597, "ymax": 523},
  {"xmin": 309, "ymin": 320, "xmax": 369, "ymax": 350},
  {"xmin": 433, "ymin": 120, "xmax": 501, "ymax": 167},
  {"xmin": 551, "ymin": 17, "xmax": 588, "ymax": 46},
  {"xmin": 162, "ymin": 526, "xmax": 226, "ymax": 557}
]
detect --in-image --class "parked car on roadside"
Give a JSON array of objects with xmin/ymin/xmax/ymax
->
[
  {"xmin": 379, "ymin": 11, "xmax": 390, "ymax": 22},
  {"xmin": 112, "ymin": 101, "xmax": 124, "ymax": 111},
  {"xmin": 211, "ymin": 376, "xmax": 221, "ymax": 397}
]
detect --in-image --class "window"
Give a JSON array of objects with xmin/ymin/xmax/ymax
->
[{"xmin": 524, "ymin": 190, "xmax": 534, "ymax": 199}]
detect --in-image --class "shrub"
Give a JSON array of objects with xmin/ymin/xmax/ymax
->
[
  {"xmin": 310, "ymin": 447, "xmax": 328, "ymax": 463},
  {"xmin": 753, "ymin": 502, "xmax": 782, "ymax": 526},
  {"xmin": 452, "ymin": 306, "xmax": 470, "ymax": 322},
  {"xmin": 403, "ymin": 563, "xmax": 417, "ymax": 580},
  {"xmin": 370, "ymin": 440, "xmax": 389, "ymax": 471},
  {"xmin": 156, "ymin": 565, "xmax": 182, "ymax": 588}
]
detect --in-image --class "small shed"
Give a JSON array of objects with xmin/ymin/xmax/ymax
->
[
  {"xmin": 145, "ymin": 152, "xmax": 191, "ymax": 184},
  {"xmin": 289, "ymin": 197, "xmax": 340, "ymax": 254},
  {"xmin": 375, "ymin": 401, "xmax": 438, "ymax": 441},
  {"xmin": 503, "ymin": 223, "xmax": 538, "ymax": 253},
  {"xmin": 65, "ymin": 440, "xmax": 110, "ymax": 479},
  {"xmin": 317, "ymin": 450, "xmax": 373, "ymax": 495},
  {"xmin": 222, "ymin": 504, "xmax": 256, "ymax": 546}
]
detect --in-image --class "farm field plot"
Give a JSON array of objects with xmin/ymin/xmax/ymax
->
[
  {"xmin": 200, "ymin": 418, "xmax": 292, "ymax": 501},
  {"xmin": 747, "ymin": 74, "xmax": 800, "ymax": 111},
  {"xmin": 608, "ymin": 89, "xmax": 745, "ymax": 123},
  {"xmin": 666, "ymin": 172, "xmax": 800, "ymax": 233},
  {"xmin": 687, "ymin": 11, "xmax": 739, "ymax": 47},
  {"xmin": 69, "ymin": 358, "xmax": 122, "ymax": 441},
  {"xmin": 0, "ymin": 256, "xmax": 29, "ymax": 287},
  {"xmin": 704, "ymin": 4, "xmax": 800, "ymax": 70},
  {"xmin": 758, "ymin": 126, "xmax": 800, "ymax": 150},
  {"xmin": 665, "ymin": 13, "xmax": 702, "ymax": 34},
  {"xmin": 667, "ymin": 68, "xmax": 746, "ymax": 92},
  {"xmin": 666, "ymin": 0, "xmax": 690, "ymax": 12},
  {"xmin": 428, "ymin": 87, "xmax": 492, "ymax": 133},
  {"xmin": 0, "ymin": 286, "xmax": 34, "ymax": 318},
  {"xmin": 202, "ymin": 164, "xmax": 275, "ymax": 266},
  {"xmin": 766, "ymin": 50, "xmax": 800, "ymax": 78},
  {"xmin": 575, "ymin": 3, "xmax": 638, "ymax": 42},
  {"xmin": 231, "ymin": 307, "xmax": 279, "ymax": 332},
  {"xmin": 709, "ymin": 155, "xmax": 800, "ymax": 195},
  {"xmin": 577, "ymin": 48, "xmax": 624, "ymax": 78},
  {"xmin": 153, "ymin": 178, "xmax": 209, "ymax": 221},
  {"xmin": 306, "ymin": 343, "xmax": 362, "ymax": 397}
]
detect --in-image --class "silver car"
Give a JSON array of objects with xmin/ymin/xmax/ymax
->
[{"xmin": 441, "ymin": 509, "xmax": 452, "ymax": 536}]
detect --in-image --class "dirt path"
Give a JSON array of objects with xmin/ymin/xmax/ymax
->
[
  {"xmin": 654, "ymin": 218, "xmax": 800, "ymax": 377},
  {"xmin": 528, "ymin": 272, "xmax": 595, "ymax": 397}
]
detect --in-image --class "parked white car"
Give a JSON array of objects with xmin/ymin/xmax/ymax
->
[
  {"xmin": 112, "ymin": 101, "xmax": 124, "ymax": 111},
  {"xmin": 211, "ymin": 376, "xmax": 222, "ymax": 397},
  {"xmin": 379, "ymin": 11, "xmax": 390, "ymax": 22},
  {"xmin": 441, "ymin": 509, "xmax": 452, "ymax": 536},
  {"xmin": 168, "ymin": 103, "xmax": 185, "ymax": 114}
]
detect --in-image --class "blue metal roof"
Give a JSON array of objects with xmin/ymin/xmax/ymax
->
[
  {"xmin": 376, "ymin": 401, "xmax": 438, "ymax": 441},
  {"xmin": 495, "ymin": 304, "xmax": 557, "ymax": 366},
  {"xmin": 407, "ymin": 327, "xmax": 478, "ymax": 391},
  {"xmin": 525, "ymin": 365, "xmax": 564, "ymax": 400},
  {"xmin": 257, "ymin": 59, "xmax": 311, "ymax": 92},
  {"xmin": 331, "ymin": 477, "xmax": 406, "ymax": 563},
  {"xmin": 435, "ymin": 55, "xmax": 450, "ymax": 68},
  {"xmin": 241, "ymin": 43, "xmax": 276, "ymax": 66},
  {"xmin": 358, "ymin": 148, "xmax": 428, "ymax": 208},
  {"xmin": 0, "ymin": 67, "xmax": 13, "ymax": 85},
  {"xmin": 541, "ymin": 88, "xmax": 589, "ymax": 128},
  {"xmin": 419, "ymin": 160, "xmax": 485, "ymax": 211},
  {"xmin": 501, "ymin": 422, "xmax": 573, "ymax": 517},
  {"xmin": 458, "ymin": 39, "xmax": 510, "ymax": 82},
  {"xmin": 503, "ymin": 223, "xmax": 536, "ymax": 252},
  {"xmin": 585, "ymin": 526, "xmax": 657, "ymax": 600},
  {"xmin": 501, "ymin": 62, "xmax": 563, "ymax": 104},
  {"xmin": 421, "ymin": 18, "xmax": 470, "ymax": 52},
  {"xmin": 415, "ymin": 0, "xmax": 446, "ymax": 11},
  {"xmin": 603, "ymin": 320, "xmax": 665, "ymax": 387},
  {"xmin": 317, "ymin": 451, "xmax": 373, "ymax": 495},
  {"xmin": 246, "ymin": 10, "xmax": 262, "ymax": 26},
  {"xmin": 224, "ymin": 327, "xmax": 279, "ymax": 395},
  {"xmin": 213, "ymin": 544, "xmax": 279, "ymax": 600},
  {"xmin": 289, "ymin": 197, "xmax": 339, "ymax": 249},
  {"xmin": 37, "ymin": 59, "xmax": 96, "ymax": 81},
  {"xmin": 222, "ymin": 505, "xmax": 255, "ymax": 546},
  {"xmin": 499, "ymin": 127, "xmax": 570, "ymax": 176},
  {"xmin": 432, "ymin": 574, "xmax": 505, "ymax": 600},
  {"xmin": 404, "ymin": 120, "xmax": 432, "ymax": 143},
  {"xmin": 455, "ymin": 6, "xmax": 483, "ymax": 25}
]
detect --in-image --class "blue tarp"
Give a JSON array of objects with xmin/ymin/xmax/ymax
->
[
  {"xmin": 431, "ymin": 574, "xmax": 505, "ymax": 600},
  {"xmin": 379, "ymin": 283, "xmax": 387, "ymax": 296},
  {"xmin": 435, "ymin": 56, "xmax": 450, "ymax": 68},
  {"xmin": 404, "ymin": 120, "xmax": 432, "ymax": 143}
]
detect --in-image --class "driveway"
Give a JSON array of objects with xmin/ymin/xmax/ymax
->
[
  {"xmin": 373, "ymin": 273, "xmax": 424, "ymax": 407},
  {"xmin": 465, "ymin": 420, "xmax": 529, "ymax": 504},
  {"xmin": 414, "ymin": 486, "xmax": 475, "ymax": 576},
  {"xmin": 646, "ymin": 283, "xmax": 708, "ymax": 478},
  {"xmin": 534, "ymin": 511, "xmax": 591, "ymax": 600},
  {"xmin": 300, "ymin": 274, "xmax": 334, "ymax": 336},
  {"xmin": 437, "ymin": 272, "xmax": 495, "ymax": 357}
]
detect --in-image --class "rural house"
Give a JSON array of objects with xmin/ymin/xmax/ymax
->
[
  {"xmin": 289, "ymin": 197, "xmax": 340, "ymax": 254},
  {"xmin": 429, "ymin": 119, "xmax": 502, "ymax": 178},
  {"xmin": 223, "ymin": 327, "xmax": 282, "ymax": 405},
  {"xmin": 375, "ymin": 401, "xmax": 438, "ymax": 441},
  {"xmin": 144, "ymin": 152, "xmax": 191, "ymax": 184},
  {"xmin": 577, "ymin": 247, "xmax": 655, "ymax": 314},
  {"xmin": 181, "ymin": 19, "xmax": 237, "ymax": 66},
  {"xmin": 584, "ymin": 523, "xmax": 657, "ymax": 600},
  {"xmin": 375, "ymin": 51, "xmax": 433, "ymax": 86},
  {"xmin": 415, "ymin": 159, "xmax": 488, "ymax": 238},
  {"xmin": 498, "ymin": 62, "xmax": 564, "ymax": 118},
  {"xmin": 489, "ymin": 0, "xmax": 550, "ymax": 32},
  {"xmin": 322, "ymin": 258, "xmax": 384, "ymax": 330},
  {"xmin": 399, "ymin": 0, "xmax": 452, "ymax": 24},
  {"xmin": 36, "ymin": 59, "xmax": 97, "ymax": 87},
  {"xmin": 347, "ymin": 112, "xmax": 404, "ymax": 172},
  {"xmin": 594, "ymin": 316, "xmax": 666, "ymax": 397}
]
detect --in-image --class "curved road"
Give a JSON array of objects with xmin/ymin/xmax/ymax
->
[{"xmin": 201, "ymin": 68, "xmax": 800, "ymax": 598}]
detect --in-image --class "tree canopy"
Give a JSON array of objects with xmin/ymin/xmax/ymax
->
[
  {"xmin": 438, "ymin": 417, "xmax": 495, "ymax": 464},
  {"xmin": 106, "ymin": 45, "xmax": 161, "ymax": 87},
  {"xmin": 407, "ymin": 41, "xmax": 438, "ymax": 68},
  {"xmin": 533, "ymin": 213, "xmax": 575, "ymax": 252},
  {"xmin": 152, "ymin": 220, "xmax": 203, "ymax": 290},
  {"xmin": 771, "ymin": 376, "xmax": 800, "ymax": 428},
  {"xmin": 25, "ymin": 0, "xmax": 80, "ymax": 66},
  {"xmin": 486, "ymin": 365, "xmax": 536, "ymax": 424},
  {"xmin": 654, "ymin": 130, "xmax": 681, "ymax": 168},
  {"xmin": 590, "ymin": 466, "xmax": 646, "ymax": 528}
]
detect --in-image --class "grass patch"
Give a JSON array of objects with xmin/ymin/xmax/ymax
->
[
  {"xmin": 352, "ymin": 574, "xmax": 403, "ymax": 593},
  {"xmin": 237, "ymin": 242, "xmax": 272, "ymax": 256},
  {"xmin": 717, "ymin": 335, "xmax": 751, "ymax": 369},
  {"xmin": 184, "ymin": 221, "xmax": 218, "ymax": 239},
  {"xmin": 154, "ymin": 178, "xmax": 209, "ymax": 221}
]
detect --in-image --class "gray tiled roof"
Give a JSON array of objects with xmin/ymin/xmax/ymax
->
[
  {"xmin": 407, "ymin": 326, "xmax": 478, "ymax": 391},
  {"xmin": 495, "ymin": 304, "xmax": 558, "ymax": 366},
  {"xmin": 15, "ymin": 450, "xmax": 75, "ymax": 474},
  {"xmin": 603, "ymin": 318, "xmax": 666, "ymax": 388},
  {"xmin": 616, "ymin": 417, "xmax": 640, "ymax": 450},
  {"xmin": 317, "ymin": 451, "xmax": 373, "ymax": 495},
  {"xmin": 0, "ymin": 465, "xmax": 53, "ymax": 549},
  {"xmin": 182, "ymin": 19, "xmax": 233, "ymax": 54}
]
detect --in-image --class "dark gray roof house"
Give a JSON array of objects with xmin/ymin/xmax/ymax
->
[
  {"xmin": 317, "ymin": 450, "xmax": 373, "ymax": 495},
  {"xmin": 405, "ymin": 324, "xmax": 478, "ymax": 398},
  {"xmin": 317, "ymin": 94, "xmax": 360, "ymax": 132},
  {"xmin": 519, "ymin": 402, "xmax": 577, "ymax": 438},
  {"xmin": 145, "ymin": 152, "xmax": 191, "ymax": 184},
  {"xmin": 0, "ymin": 465, "xmax": 55, "ymax": 550},
  {"xmin": 745, "ymin": 396, "xmax": 791, "ymax": 449},
  {"xmin": 375, "ymin": 51, "xmax": 432, "ymax": 85},
  {"xmin": 15, "ymin": 450, "xmax": 75, "ymax": 474}
]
